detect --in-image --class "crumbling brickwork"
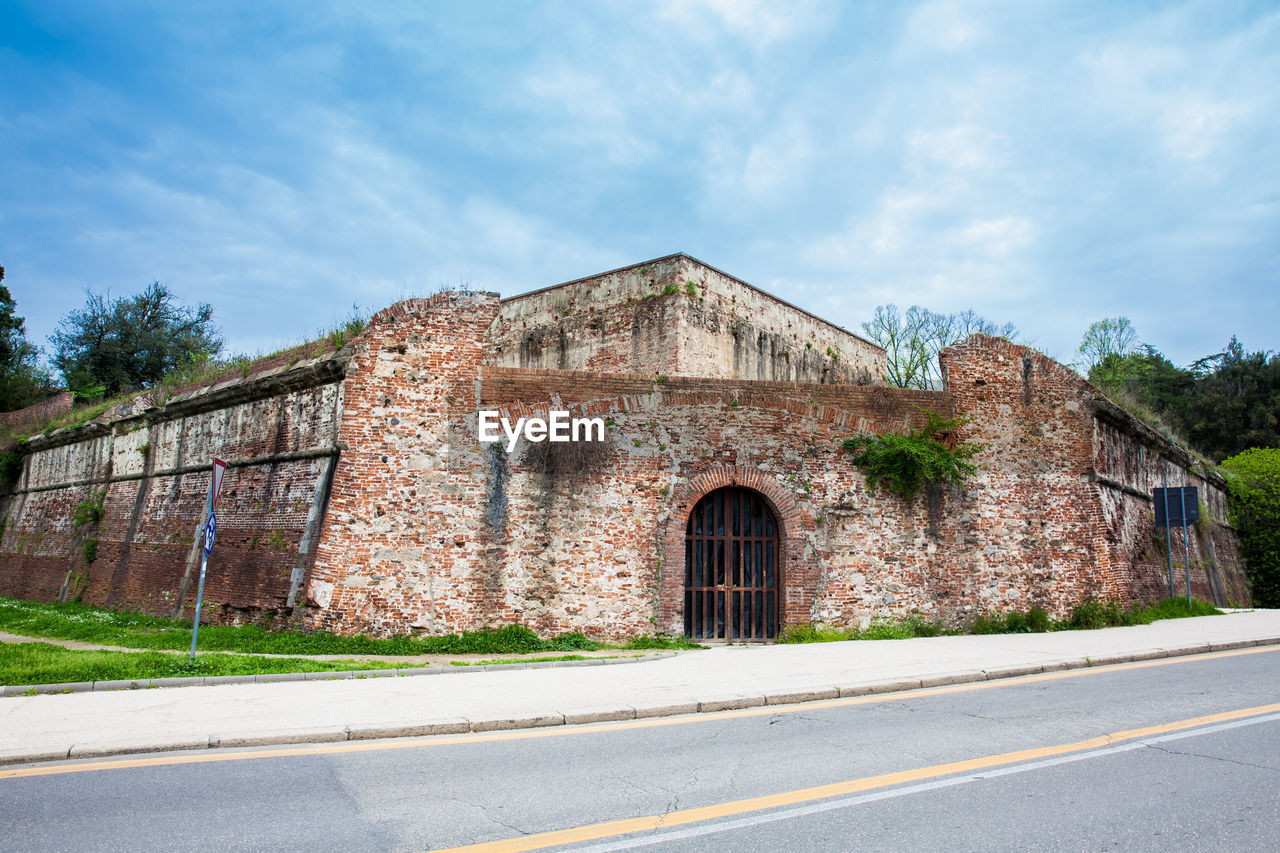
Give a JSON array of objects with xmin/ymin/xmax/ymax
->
[
  {"xmin": 304, "ymin": 292, "xmax": 504, "ymax": 636},
  {"xmin": 0, "ymin": 263, "xmax": 1251, "ymax": 638}
]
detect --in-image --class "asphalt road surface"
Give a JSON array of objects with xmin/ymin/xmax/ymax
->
[{"xmin": 3, "ymin": 647, "xmax": 1279, "ymax": 852}]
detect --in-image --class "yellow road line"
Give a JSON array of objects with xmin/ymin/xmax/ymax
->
[
  {"xmin": 428, "ymin": 700, "xmax": 1280, "ymax": 853},
  {"xmin": 1, "ymin": 644, "xmax": 1276, "ymax": 781}
]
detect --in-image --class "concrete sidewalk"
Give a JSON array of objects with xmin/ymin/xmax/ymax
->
[{"xmin": 3, "ymin": 610, "xmax": 1279, "ymax": 767}]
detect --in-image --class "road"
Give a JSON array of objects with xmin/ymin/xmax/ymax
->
[{"xmin": 2, "ymin": 646, "xmax": 1278, "ymax": 852}]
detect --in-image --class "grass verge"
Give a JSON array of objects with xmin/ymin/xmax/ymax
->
[
  {"xmin": 0, "ymin": 642, "xmax": 424, "ymax": 687},
  {"xmin": 0, "ymin": 596, "xmax": 610, "ymax": 655},
  {"xmin": 0, "ymin": 596, "xmax": 704, "ymax": 661},
  {"xmin": 781, "ymin": 598, "xmax": 1223, "ymax": 644}
]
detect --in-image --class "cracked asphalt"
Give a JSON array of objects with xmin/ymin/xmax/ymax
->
[{"xmin": 1, "ymin": 646, "xmax": 1277, "ymax": 851}]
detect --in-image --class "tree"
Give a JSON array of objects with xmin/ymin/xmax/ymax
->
[
  {"xmin": 1221, "ymin": 448, "xmax": 1280, "ymax": 607},
  {"xmin": 0, "ymin": 264, "xmax": 51, "ymax": 411},
  {"xmin": 1177, "ymin": 339, "xmax": 1280, "ymax": 460},
  {"xmin": 1087, "ymin": 345, "xmax": 1194, "ymax": 406},
  {"xmin": 50, "ymin": 282, "xmax": 222, "ymax": 398},
  {"xmin": 1077, "ymin": 316, "xmax": 1138, "ymax": 382},
  {"xmin": 1079, "ymin": 326, "xmax": 1279, "ymax": 461},
  {"xmin": 862, "ymin": 304, "xmax": 1018, "ymax": 390}
]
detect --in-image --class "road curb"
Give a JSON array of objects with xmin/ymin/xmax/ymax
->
[{"xmin": 3, "ymin": 636, "xmax": 1278, "ymax": 768}]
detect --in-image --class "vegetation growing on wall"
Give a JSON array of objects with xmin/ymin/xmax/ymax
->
[
  {"xmin": 521, "ymin": 433, "xmax": 612, "ymax": 499},
  {"xmin": 1221, "ymin": 448, "xmax": 1280, "ymax": 607},
  {"xmin": 842, "ymin": 411, "xmax": 980, "ymax": 498},
  {"xmin": 72, "ymin": 488, "xmax": 107, "ymax": 566}
]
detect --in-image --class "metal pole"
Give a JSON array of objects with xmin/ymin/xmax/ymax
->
[
  {"xmin": 1162, "ymin": 476, "xmax": 1173, "ymax": 600},
  {"xmin": 188, "ymin": 479, "xmax": 216, "ymax": 661},
  {"xmin": 189, "ymin": 553, "xmax": 208, "ymax": 660},
  {"xmin": 1182, "ymin": 490, "xmax": 1191, "ymax": 604}
]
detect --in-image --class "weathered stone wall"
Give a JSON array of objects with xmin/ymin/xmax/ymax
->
[
  {"xmin": 1090, "ymin": 401, "xmax": 1248, "ymax": 605},
  {"xmin": 486, "ymin": 254, "xmax": 885, "ymax": 385},
  {"xmin": 304, "ymin": 292, "xmax": 504, "ymax": 636},
  {"xmin": 0, "ymin": 391, "xmax": 74, "ymax": 431},
  {"xmin": 0, "ymin": 357, "xmax": 344, "ymax": 623},
  {"xmin": 478, "ymin": 368, "xmax": 948, "ymax": 638},
  {"xmin": 941, "ymin": 335, "xmax": 1248, "ymax": 611},
  {"xmin": 0, "ymin": 282, "xmax": 1250, "ymax": 640}
]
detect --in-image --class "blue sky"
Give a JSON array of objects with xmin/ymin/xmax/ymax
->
[{"xmin": 2, "ymin": 0, "xmax": 1277, "ymax": 373}]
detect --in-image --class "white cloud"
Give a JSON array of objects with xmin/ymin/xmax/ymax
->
[
  {"xmin": 907, "ymin": 124, "xmax": 1003, "ymax": 172},
  {"xmin": 902, "ymin": 0, "xmax": 986, "ymax": 53},
  {"xmin": 654, "ymin": 0, "xmax": 829, "ymax": 45}
]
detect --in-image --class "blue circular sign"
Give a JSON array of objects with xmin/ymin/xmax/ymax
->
[{"xmin": 203, "ymin": 513, "xmax": 217, "ymax": 555}]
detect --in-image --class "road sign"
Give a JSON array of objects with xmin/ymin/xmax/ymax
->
[
  {"xmin": 203, "ymin": 513, "xmax": 217, "ymax": 555},
  {"xmin": 1153, "ymin": 487, "xmax": 1198, "ymax": 527},
  {"xmin": 1154, "ymin": 485, "xmax": 1199, "ymax": 604},
  {"xmin": 190, "ymin": 457, "xmax": 229, "ymax": 660},
  {"xmin": 210, "ymin": 457, "xmax": 227, "ymax": 510}
]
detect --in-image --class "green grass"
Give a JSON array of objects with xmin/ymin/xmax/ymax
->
[
  {"xmin": 1066, "ymin": 596, "xmax": 1220, "ymax": 629},
  {"xmin": 0, "ymin": 642, "xmax": 424, "ymax": 686},
  {"xmin": 781, "ymin": 615, "xmax": 953, "ymax": 644},
  {"xmin": 621, "ymin": 634, "xmax": 703, "ymax": 650},
  {"xmin": 0, "ymin": 596, "xmax": 611, "ymax": 655},
  {"xmin": 781, "ymin": 598, "xmax": 1222, "ymax": 644},
  {"xmin": 0, "ymin": 596, "xmax": 706, "ymax": 660},
  {"xmin": 449, "ymin": 654, "xmax": 633, "ymax": 667}
]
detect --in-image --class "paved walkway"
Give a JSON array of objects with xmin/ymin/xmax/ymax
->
[{"xmin": 3, "ymin": 610, "xmax": 1279, "ymax": 766}]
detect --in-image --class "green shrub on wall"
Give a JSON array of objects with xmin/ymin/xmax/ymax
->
[
  {"xmin": 842, "ymin": 411, "xmax": 981, "ymax": 498},
  {"xmin": 1221, "ymin": 448, "xmax": 1280, "ymax": 607}
]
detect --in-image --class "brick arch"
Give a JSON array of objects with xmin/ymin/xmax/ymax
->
[{"xmin": 656, "ymin": 465, "xmax": 817, "ymax": 637}]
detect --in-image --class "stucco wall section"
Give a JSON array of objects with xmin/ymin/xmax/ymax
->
[{"xmin": 486, "ymin": 254, "xmax": 886, "ymax": 384}]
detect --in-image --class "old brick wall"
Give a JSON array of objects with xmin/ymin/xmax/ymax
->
[
  {"xmin": 303, "ymin": 322, "xmax": 1251, "ymax": 641},
  {"xmin": 486, "ymin": 254, "xmax": 886, "ymax": 385},
  {"xmin": 0, "ymin": 357, "xmax": 344, "ymax": 623},
  {"xmin": 1090, "ymin": 402, "xmax": 1249, "ymax": 605},
  {"xmin": 477, "ymin": 368, "xmax": 949, "ymax": 638},
  {"xmin": 1, "ymin": 285, "xmax": 1250, "ymax": 641},
  {"xmin": 0, "ymin": 391, "xmax": 74, "ymax": 431},
  {"xmin": 940, "ymin": 335, "xmax": 1249, "ymax": 611},
  {"xmin": 303, "ymin": 292, "xmax": 505, "ymax": 636}
]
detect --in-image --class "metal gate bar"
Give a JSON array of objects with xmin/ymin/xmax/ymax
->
[{"xmin": 684, "ymin": 486, "xmax": 778, "ymax": 641}]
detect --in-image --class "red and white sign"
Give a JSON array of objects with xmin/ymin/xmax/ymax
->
[{"xmin": 210, "ymin": 457, "xmax": 227, "ymax": 511}]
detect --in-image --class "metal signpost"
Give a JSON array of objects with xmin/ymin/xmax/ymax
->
[
  {"xmin": 189, "ymin": 457, "xmax": 228, "ymax": 660},
  {"xmin": 1153, "ymin": 485, "xmax": 1199, "ymax": 604}
]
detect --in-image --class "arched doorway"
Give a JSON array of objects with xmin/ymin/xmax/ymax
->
[{"xmin": 684, "ymin": 486, "xmax": 780, "ymax": 641}]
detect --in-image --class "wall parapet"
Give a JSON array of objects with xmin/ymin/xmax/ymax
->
[
  {"xmin": 1086, "ymin": 397, "xmax": 1225, "ymax": 488},
  {"xmin": 19, "ymin": 351, "xmax": 349, "ymax": 457}
]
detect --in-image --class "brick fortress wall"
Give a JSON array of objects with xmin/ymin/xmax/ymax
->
[
  {"xmin": 303, "ymin": 305, "xmax": 1249, "ymax": 640},
  {"xmin": 0, "ymin": 356, "xmax": 345, "ymax": 624},
  {"xmin": 0, "ymin": 291, "xmax": 1250, "ymax": 638},
  {"xmin": 941, "ymin": 335, "xmax": 1248, "ymax": 611}
]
